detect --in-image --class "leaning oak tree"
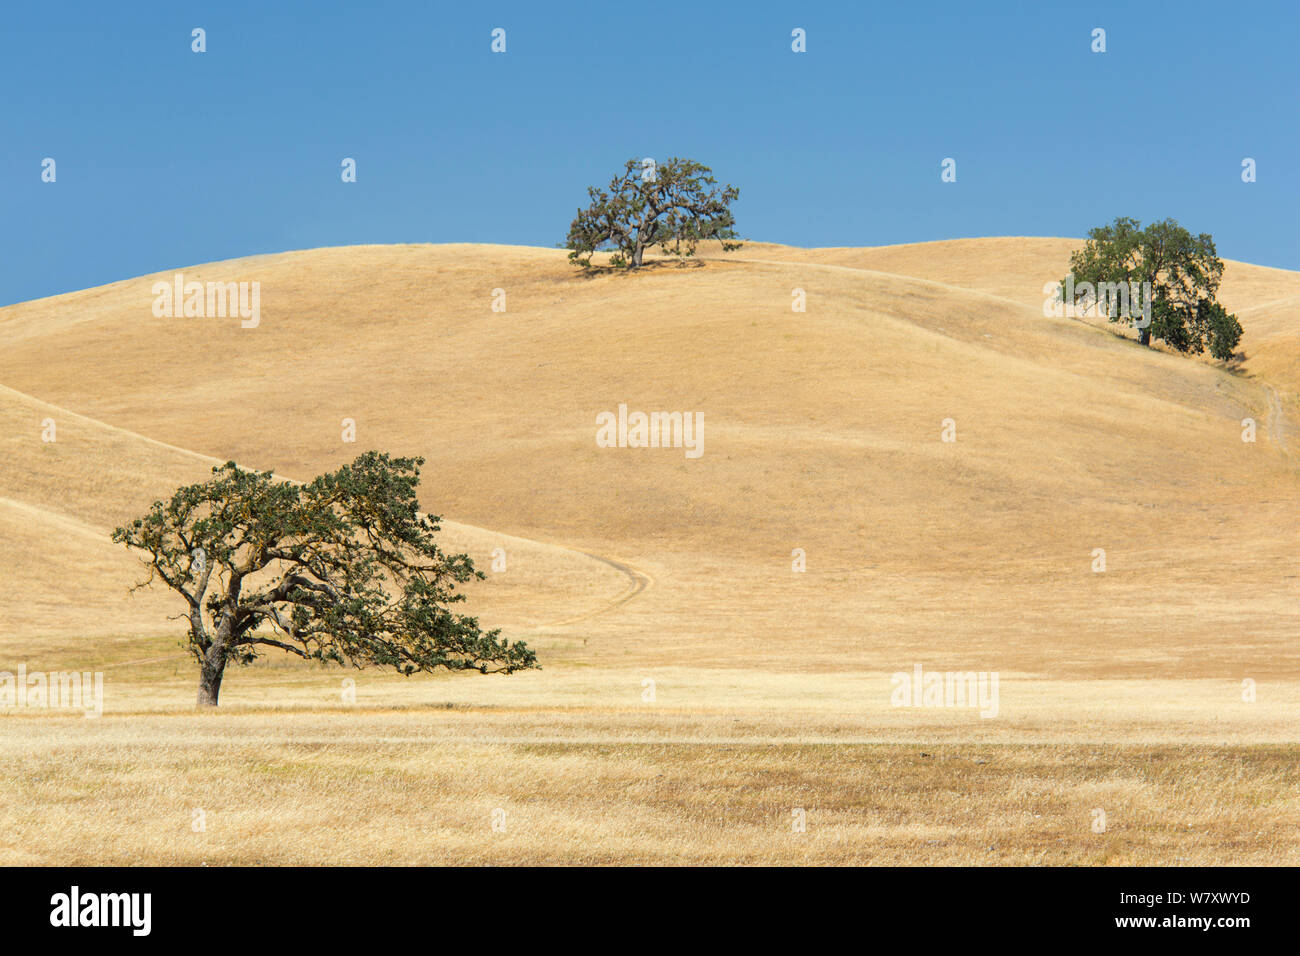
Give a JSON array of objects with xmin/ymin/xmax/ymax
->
[
  {"xmin": 1064, "ymin": 216, "xmax": 1243, "ymax": 359},
  {"xmin": 566, "ymin": 156, "xmax": 741, "ymax": 269},
  {"xmin": 113, "ymin": 451, "xmax": 537, "ymax": 707}
]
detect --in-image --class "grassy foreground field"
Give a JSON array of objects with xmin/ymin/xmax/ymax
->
[{"xmin": 1, "ymin": 238, "xmax": 1297, "ymax": 864}]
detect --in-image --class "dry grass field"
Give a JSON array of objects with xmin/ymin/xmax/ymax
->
[{"xmin": 1, "ymin": 237, "xmax": 1297, "ymax": 864}]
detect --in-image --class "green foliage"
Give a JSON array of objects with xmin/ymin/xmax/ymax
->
[
  {"xmin": 1065, "ymin": 216, "xmax": 1243, "ymax": 359},
  {"xmin": 113, "ymin": 452, "xmax": 537, "ymax": 697},
  {"xmin": 566, "ymin": 157, "xmax": 742, "ymax": 269}
]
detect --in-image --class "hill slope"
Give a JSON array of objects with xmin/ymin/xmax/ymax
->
[{"xmin": 1, "ymin": 239, "xmax": 1297, "ymax": 679}]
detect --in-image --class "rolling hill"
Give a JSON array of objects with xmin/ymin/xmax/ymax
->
[{"xmin": 2, "ymin": 238, "xmax": 1296, "ymax": 678}]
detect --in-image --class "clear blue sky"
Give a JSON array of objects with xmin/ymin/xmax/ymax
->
[{"xmin": 3, "ymin": 0, "xmax": 1297, "ymax": 305}]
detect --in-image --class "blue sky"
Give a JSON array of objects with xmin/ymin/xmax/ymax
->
[{"xmin": 3, "ymin": 0, "xmax": 1297, "ymax": 305}]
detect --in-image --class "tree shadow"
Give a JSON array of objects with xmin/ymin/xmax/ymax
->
[
  {"xmin": 567, "ymin": 257, "xmax": 709, "ymax": 280},
  {"xmin": 1067, "ymin": 314, "xmax": 1250, "ymax": 375}
]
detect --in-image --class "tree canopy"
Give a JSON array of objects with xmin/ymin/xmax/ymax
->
[
  {"xmin": 1065, "ymin": 217, "xmax": 1243, "ymax": 359},
  {"xmin": 566, "ymin": 156, "xmax": 741, "ymax": 269},
  {"xmin": 113, "ymin": 451, "xmax": 537, "ymax": 706}
]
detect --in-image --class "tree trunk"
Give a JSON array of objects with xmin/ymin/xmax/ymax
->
[
  {"xmin": 197, "ymin": 645, "xmax": 227, "ymax": 707},
  {"xmin": 1139, "ymin": 272, "xmax": 1157, "ymax": 347},
  {"xmin": 631, "ymin": 241, "xmax": 644, "ymax": 269}
]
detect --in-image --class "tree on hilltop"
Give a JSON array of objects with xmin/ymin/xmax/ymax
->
[{"xmin": 565, "ymin": 156, "xmax": 741, "ymax": 269}]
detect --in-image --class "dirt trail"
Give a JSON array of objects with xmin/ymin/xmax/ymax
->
[{"xmin": 533, "ymin": 551, "xmax": 653, "ymax": 629}]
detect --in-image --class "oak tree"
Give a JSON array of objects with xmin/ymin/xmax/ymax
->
[
  {"xmin": 566, "ymin": 156, "xmax": 741, "ymax": 269},
  {"xmin": 1065, "ymin": 217, "xmax": 1243, "ymax": 359},
  {"xmin": 113, "ymin": 451, "xmax": 537, "ymax": 707}
]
